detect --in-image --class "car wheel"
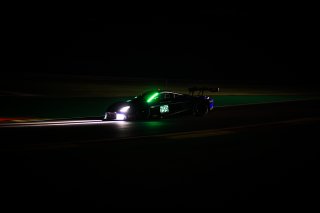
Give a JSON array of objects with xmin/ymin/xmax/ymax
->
[
  {"xmin": 194, "ymin": 103, "xmax": 209, "ymax": 116},
  {"xmin": 140, "ymin": 108, "xmax": 151, "ymax": 120}
]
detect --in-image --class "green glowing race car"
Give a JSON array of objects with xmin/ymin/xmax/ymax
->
[{"xmin": 103, "ymin": 89, "xmax": 217, "ymax": 121}]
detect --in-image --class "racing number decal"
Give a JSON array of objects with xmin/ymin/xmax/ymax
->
[{"xmin": 160, "ymin": 105, "xmax": 169, "ymax": 113}]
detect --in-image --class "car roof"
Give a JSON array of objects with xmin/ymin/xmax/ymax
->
[
  {"xmin": 140, "ymin": 90, "xmax": 184, "ymax": 98},
  {"xmin": 160, "ymin": 91, "xmax": 184, "ymax": 95}
]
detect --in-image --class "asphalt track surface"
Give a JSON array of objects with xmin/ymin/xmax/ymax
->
[
  {"xmin": 1, "ymin": 99, "xmax": 320, "ymax": 209},
  {"xmin": 1, "ymin": 99, "xmax": 319, "ymax": 148}
]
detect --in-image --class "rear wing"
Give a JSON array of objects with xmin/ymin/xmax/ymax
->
[{"xmin": 188, "ymin": 87, "xmax": 220, "ymax": 96}]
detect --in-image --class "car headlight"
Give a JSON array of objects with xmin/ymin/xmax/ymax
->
[
  {"xmin": 116, "ymin": 113, "xmax": 127, "ymax": 120},
  {"xmin": 119, "ymin": 106, "xmax": 130, "ymax": 113}
]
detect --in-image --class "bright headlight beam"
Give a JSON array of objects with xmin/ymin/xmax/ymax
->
[
  {"xmin": 119, "ymin": 106, "xmax": 130, "ymax": 113},
  {"xmin": 116, "ymin": 113, "xmax": 126, "ymax": 120}
]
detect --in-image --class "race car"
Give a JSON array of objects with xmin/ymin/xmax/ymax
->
[{"xmin": 102, "ymin": 89, "xmax": 216, "ymax": 121}]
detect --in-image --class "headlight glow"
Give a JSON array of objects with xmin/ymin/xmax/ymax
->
[
  {"xmin": 116, "ymin": 113, "xmax": 127, "ymax": 120},
  {"xmin": 119, "ymin": 106, "xmax": 130, "ymax": 113}
]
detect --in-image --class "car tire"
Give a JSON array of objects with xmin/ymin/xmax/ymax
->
[
  {"xmin": 194, "ymin": 103, "xmax": 209, "ymax": 116},
  {"xmin": 140, "ymin": 107, "xmax": 151, "ymax": 120}
]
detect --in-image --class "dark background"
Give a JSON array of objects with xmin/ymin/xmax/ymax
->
[
  {"xmin": 4, "ymin": 5, "xmax": 318, "ymax": 83},
  {"xmin": 1, "ymin": 5, "xmax": 320, "ymax": 210}
]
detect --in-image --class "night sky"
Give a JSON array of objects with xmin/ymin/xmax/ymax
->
[{"xmin": 5, "ymin": 5, "xmax": 317, "ymax": 83}]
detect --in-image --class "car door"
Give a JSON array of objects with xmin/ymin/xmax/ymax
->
[
  {"xmin": 171, "ymin": 94, "xmax": 194, "ymax": 115},
  {"xmin": 147, "ymin": 92, "xmax": 171, "ymax": 117},
  {"xmin": 158, "ymin": 93, "xmax": 172, "ymax": 116},
  {"xmin": 148, "ymin": 93, "xmax": 165, "ymax": 117},
  {"xmin": 160, "ymin": 93, "xmax": 193, "ymax": 116}
]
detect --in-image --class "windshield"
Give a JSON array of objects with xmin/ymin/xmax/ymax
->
[
  {"xmin": 127, "ymin": 90, "xmax": 160, "ymax": 103},
  {"xmin": 133, "ymin": 91, "xmax": 160, "ymax": 103},
  {"xmin": 142, "ymin": 91, "xmax": 159, "ymax": 103}
]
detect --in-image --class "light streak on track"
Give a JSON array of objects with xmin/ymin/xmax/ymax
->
[{"xmin": 0, "ymin": 119, "xmax": 127, "ymax": 128}]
